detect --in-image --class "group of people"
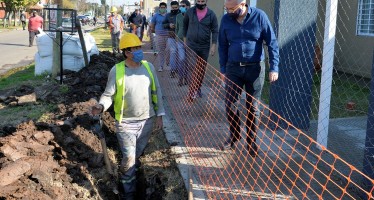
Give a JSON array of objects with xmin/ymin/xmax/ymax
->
[
  {"xmin": 107, "ymin": 7, "xmax": 149, "ymax": 54},
  {"xmin": 92, "ymin": 0, "xmax": 280, "ymax": 199}
]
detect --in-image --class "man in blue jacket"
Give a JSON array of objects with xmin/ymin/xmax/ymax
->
[{"xmin": 219, "ymin": 0, "xmax": 280, "ymax": 157}]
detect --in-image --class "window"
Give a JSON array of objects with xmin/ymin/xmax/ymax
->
[{"xmin": 357, "ymin": 0, "xmax": 374, "ymax": 36}]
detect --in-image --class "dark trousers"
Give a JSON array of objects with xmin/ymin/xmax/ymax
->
[
  {"xmin": 29, "ymin": 31, "xmax": 39, "ymax": 46},
  {"xmin": 188, "ymin": 47, "xmax": 210, "ymax": 96},
  {"xmin": 225, "ymin": 62, "xmax": 265, "ymax": 146},
  {"xmin": 111, "ymin": 31, "xmax": 121, "ymax": 53},
  {"xmin": 21, "ymin": 21, "xmax": 26, "ymax": 30}
]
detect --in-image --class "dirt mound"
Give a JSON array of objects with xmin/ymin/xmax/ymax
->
[{"xmin": 0, "ymin": 51, "xmax": 185, "ymax": 199}]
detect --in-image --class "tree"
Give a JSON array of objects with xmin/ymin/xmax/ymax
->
[
  {"xmin": 2, "ymin": 0, "xmax": 40, "ymax": 27},
  {"xmin": 75, "ymin": 0, "xmax": 88, "ymax": 13},
  {"xmin": 62, "ymin": 0, "xmax": 75, "ymax": 9}
]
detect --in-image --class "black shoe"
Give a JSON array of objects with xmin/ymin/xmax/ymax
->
[
  {"xmin": 170, "ymin": 70, "xmax": 176, "ymax": 78},
  {"xmin": 178, "ymin": 78, "xmax": 183, "ymax": 86},
  {"xmin": 220, "ymin": 139, "xmax": 234, "ymax": 151},
  {"xmin": 247, "ymin": 143, "xmax": 258, "ymax": 157}
]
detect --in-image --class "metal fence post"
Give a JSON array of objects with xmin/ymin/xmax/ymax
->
[{"xmin": 363, "ymin": 50, "xmax": 374, "ymax": 198}]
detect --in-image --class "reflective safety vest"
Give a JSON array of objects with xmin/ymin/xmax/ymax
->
[{"xmin": 114, "ymin": 60, "xmax": 158, "ymax": 122}]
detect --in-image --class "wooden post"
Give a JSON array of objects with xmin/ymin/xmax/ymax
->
[
  {"xmin": 52, "ymin": 2, "xmax": 62, "ymax": 78},
  {"xmin": 75, "ymin": 21, "xmax": 89, "ymax": 66}
]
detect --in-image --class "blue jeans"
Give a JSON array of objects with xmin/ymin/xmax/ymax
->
[
  {"xmin": 116, "ymin": 117, "xmax": 155, "ymax": 195},
  {"xmin": 111, "ymin": 31, "xmax": 121, "ymax": 52},
  {"xmin": 135, "ymin": 27, "xmax": 142, "ymax": 38},
  {"xmin": 224, "ymin": 62, "xmax": 265, "ymax": 146},
  {"xmin": 168, "ymin": 38, "xmax": 185, "ymax": 72}
]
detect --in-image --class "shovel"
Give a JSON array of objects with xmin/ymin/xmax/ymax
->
[{"xmin": 92, "ymin": 115, "xmax": 119, "ymax": 195}]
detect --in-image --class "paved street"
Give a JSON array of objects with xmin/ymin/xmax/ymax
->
[{"xmin": 0, "ymin": 29, "xmax": 37, "ymax": 75}]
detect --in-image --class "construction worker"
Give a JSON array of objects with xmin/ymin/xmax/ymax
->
[
  {"xmin": 91, "ymin": 33, "xmax": 165, "ymax": 200},
  {"xmin": 107, "ymin": 6, "xmax": 124, "ymax": 54}
]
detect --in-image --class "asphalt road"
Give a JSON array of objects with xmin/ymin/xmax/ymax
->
[{"xmin": 0, "ymin": 29, "xmax": 37, "ymax": 75}]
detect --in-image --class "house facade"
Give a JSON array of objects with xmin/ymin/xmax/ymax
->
[{"xmin": 257, "ymin": 0, "xmax": 374, "ymax": 78}]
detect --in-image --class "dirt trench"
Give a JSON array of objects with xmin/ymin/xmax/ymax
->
[{"xmin": 0, "ymin": 52, "xmax": 187, "ymax": 200}]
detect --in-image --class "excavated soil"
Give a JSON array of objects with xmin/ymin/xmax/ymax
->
[{"xmin": 0, "ymin": 51, "xmax": 187, "ymax": 200}]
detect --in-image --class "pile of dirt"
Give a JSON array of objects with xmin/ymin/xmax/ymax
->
[{"xmin": 0, "ymin": 51, "xmax": 187, "ymax": 199}]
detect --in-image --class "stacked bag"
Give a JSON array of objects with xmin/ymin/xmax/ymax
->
[{"xmin": 34, "ymin": 30, "xmax": 100, "ymax": 75}]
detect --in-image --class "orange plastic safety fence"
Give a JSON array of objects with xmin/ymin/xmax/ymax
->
[{"xmin": 140, "ymin": 30, "xmax": 374, "ymax": 200}]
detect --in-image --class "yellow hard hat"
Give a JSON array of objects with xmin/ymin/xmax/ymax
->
[
  {"xmin": 119, "ymin": 33, "xmax": 143, "ymax": 49},
  {"xmin": 110, "ymin": 6, "xmax": 117, "ymax": 12}
]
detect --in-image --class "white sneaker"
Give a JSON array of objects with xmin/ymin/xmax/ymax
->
[{"xmin": 158, "ymin": 67, "xmax": 163, "ymax": 72}]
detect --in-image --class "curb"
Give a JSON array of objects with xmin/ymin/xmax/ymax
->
[{"xmin": 162, "ymin": 100, "xmax": 207, "ymax": 200}]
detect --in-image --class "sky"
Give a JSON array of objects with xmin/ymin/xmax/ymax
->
[{"xmin": 87, "ymin": 0, "xmax": 140, "ymax": 6}]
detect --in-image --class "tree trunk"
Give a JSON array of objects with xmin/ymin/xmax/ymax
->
[
  {"xmin": 13, "ymin": 10, "xmax": 16, "ymax": 27},
  {"xmin": 2, "ymin": 12, "xmax": 5, "ymax": 27},
  {"xmin": 7, "ymin": 11, "xmax": 12, "ymax": 27}
]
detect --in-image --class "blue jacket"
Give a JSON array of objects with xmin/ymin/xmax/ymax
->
[{"xmin": 218, "ymin": 7, "xmax": 279, "ymax": 73}]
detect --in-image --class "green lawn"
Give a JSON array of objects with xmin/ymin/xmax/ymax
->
[
  {"xmin": 0, "ymin": 64, "xmax": 57, "ymax": 127},
  {"xmin": 0, "ymin": 21, "xmax": 25, "ymax": 32},
  {"xmin": 90, "ymin": 28, "xmax": 112, "ymax": 51},
  {"xmin": 261, "ymin": 72, "xmax": 370, "ymax": 119},
  {"xmin": 0, "ymin": 64, "xmax": 45, "ymax": 89}
]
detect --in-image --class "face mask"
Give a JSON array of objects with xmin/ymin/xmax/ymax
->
[
  {"xmin": 179, "ymin": 7, "xmax": 187, "ymax": 13},
  {"xmin": 171, "ymin": 9, "xmax": 179, "ymax": 14},
  {"xmin": 132, "ymin": 50, "xmax": 144, "ymax": 63},
  {"xmin": 196, "ymin": 4, "xmax": 206, "ymax": 10},
  {"xmin": 227, "ymin": 7, "xmax": 242, "ymax": 19},
  {"xmin": 159, "ymin": 8, "xmax": 166, "ymax": 14}
]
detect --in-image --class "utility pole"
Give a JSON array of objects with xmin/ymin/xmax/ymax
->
[{"xmin": 102, "ymin": 0, "xmax": 108, "ymax": 29}]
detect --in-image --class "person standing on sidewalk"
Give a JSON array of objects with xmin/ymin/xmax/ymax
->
[
  {"xmin": 128, "ymin": 9, "xmax": 143, "ymax": 39},
  {"xmin": 162, "ymin": 1, "xmax": 181, "ymax": 78},
  {"xmin": 20, "ymin": 11, "xmax": 26, "ymax": 30},
  {"xmin": 183, "ymin": 0, "xmax": 218, "ymax": 101},
  {"xmin": 91, "ymin": 33, "xmax": 165, "ymax": 200},
  {"xmin": 218, "ymin": 0, "xmax": 280, "ymax": 157},
  {"xmin": 150, "ymin": 2, "xmax": 168, "ymax": 72},
  {"xmin": 108, "ymin": 6, "xmax": 124, "ymax": 54},
  {"xmin": 28, "ymin": 11, "xmax": 43, "ymax": 47},
  {"xmin": 175, "ymin": 0, "xmax": 191, "ymax": 86}
]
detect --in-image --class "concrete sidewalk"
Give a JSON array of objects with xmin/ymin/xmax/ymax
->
[{"xmin": 156, "ymin": 66, "xmax": 368, "ymax": 199}]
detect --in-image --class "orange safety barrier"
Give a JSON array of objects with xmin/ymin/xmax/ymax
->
[{"xmin": 140, "ymin": 29, "xmax": 374, "ymax": 199}]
